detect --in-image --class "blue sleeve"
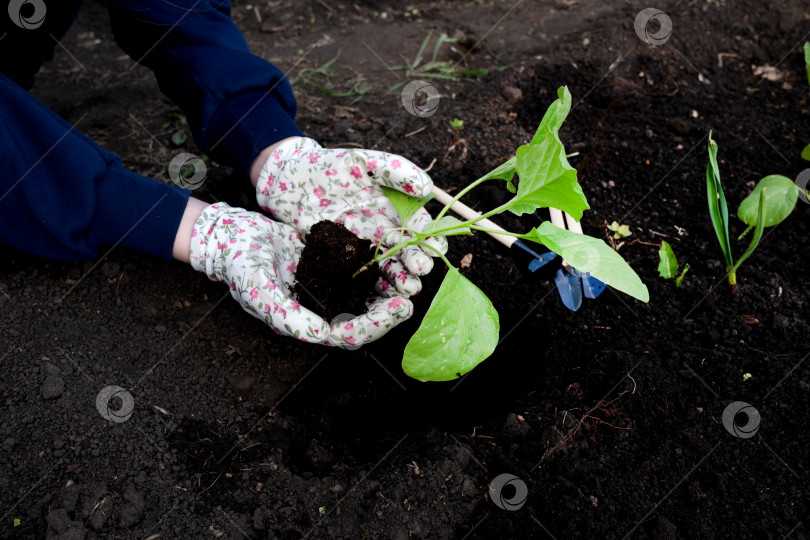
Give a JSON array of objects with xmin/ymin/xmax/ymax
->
[
  {"xmin": 107, "ymin": 0, "xmax": 304, "ymax": 180},
  {"xmin": 0, "ymin": 73, "xmax": 191, "ymax": 261}
]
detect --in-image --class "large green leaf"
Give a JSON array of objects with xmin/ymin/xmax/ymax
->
[
  {"xmin": 509, "ymin": 87, "xmax": 589, "ymax": 219},
  {"xmin": 738, "ymin": 175, "xmax": 798, "ymax": 228},
  {"xmin": 522, "ymin": 222, "xmax": 649, "ymax": 302},
  {"xmin": 402, "ymin": 268, "xmax": 500, "ymax": 382},
  {"xmin": 381, "ymin": 186, "xmax": 434, "ymax": 223},
  {"xmin": 706, "ymin": 132, "xmax": 733, "ymax": 267},
  {"xmin": 658, "ymin": 241, "xmax": 678, "ymax": 279}
]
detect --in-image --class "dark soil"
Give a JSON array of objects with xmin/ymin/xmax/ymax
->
[
  {"xmin": 2, "ymin": 1, "xmax": 809, "ymax": 539},
  {"xmin": 293, "ymin": 220, "xmax": 380, "ymax": 321}
]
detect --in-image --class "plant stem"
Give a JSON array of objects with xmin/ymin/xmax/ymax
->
[
  {"xmin": 429, "ymin": 199, "xmax": 515, "ymax": 236},
  {"xmin": 353, "ymin": 237, "xmax": 421, "ymax": 278},
  {"xmin": 468, "ymin": 225, "xmax": 527, "ymax": 239},
  {"xmin": 728, "ymin": 267, "xmax": 737, "ymax": 286},
  {"xmin": 356, "ymin": 197, "xmax": 520, "ymax": 278},
  {"xmin": 371, "ymin": 227, "xmax": 416, "ymax": 263},
  {"xmin": 411, "ymin": 241, "xmax": 453, "ymax": 269},
  {"xmin": 433, "ymin": 175, "xmax": 498, "ymax": 223}
]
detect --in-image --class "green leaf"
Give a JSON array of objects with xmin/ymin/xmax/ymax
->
[
  {"xmin": 804, "ymin": 42, "xmax": 810, "ymax": 87},
  {"xmin": 403, "ymin": 268, "xmax": 500, "ymax": 382},
  {"xmin": 381, "ymin": 186, "xmax": 434, "ymax": 223},
  {"xmin": 733, "ymin": 188, "xmax": 767, "ymax": 273},
  {"xmin": 509, "ymin": 87, "xmax": 589, "ymax": 219},
  {"xmin": 608, "ymin": 221, "xmax": 632, "ymax": 238},
  {"xmin": 738, "ymin": 175, "xmax": 798, "ymax": 228},
  {"xmin": 171, "ymin": 131, "xmax": 187, "ymax": 146},
  {"xmin": 479, "ymin": 156, "xmax": 517, "ymax": 192},
  {"xmin": 522, "ymin": 222, "xmax": 649, "ymax": 302},
  {"xmin": 425, "ymin": 216, "xmax": 471, "ymax": 236},
  {"xmin": 706, "ymin": 132, "xmax": 733, "ymax": 267},
  {"xmin": 675, "ymin": 263, "xmax": 690, "ymax": 288},
  {"xmin": 658, "ymin": 241, "xmax": 679, "ymax": 279},
  {"xmin": 802, "ymin": 144, "xmax": 810, "ymax": 161}
]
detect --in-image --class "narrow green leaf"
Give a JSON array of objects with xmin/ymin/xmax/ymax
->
[
  {"xmin": 706, "ymin": 132, "xmax": 733, "ymax": 267},
  {"xmin": 381, "ymin": 186, "xmax": 434, "ymax": 223},
  {"xmin": 521, "ymin": 222, "xmax": 649, "ymax": 302},
  {"xmin": 737, "ymin": 225, "xmax": 753, "ymax": 240},
  {"xmin": 658, "ymin": 241, "xmax": 679, "ymax": 279},
  {"xmin": 403, "ymin": 268, "xmax": 500, "ymax": 382},
  {"xmin": 737, "ymin": 175, "xmax": 798, "ymax": 228},
  {"xmin": 415, "ymin": 30, "xmax": 433, "ymax": 69},
  {"xmin": 804, "ymin": 42, "xmax": 810, "ymax": 87},
  {"xmin": 802, "ymin": 144, "xmax": 810, "ymax": 161},
  {"xmin": 733, "ymin": 188, "xmax": 767, "ymax": 272},
  {"xmin": 509, "ymin": 87, "xmax": 590, "ymax": 219},
  {"xmin": 675, "ymin": 263, "xmax": 690, "ymax": 288},
  {"xmin": 425, "ymin": 216, "xmax": 471, "ymax": 236}
]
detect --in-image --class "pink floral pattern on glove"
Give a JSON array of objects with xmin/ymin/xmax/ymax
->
[
  {"xmin": 189, "ymin": 203, "xmax": 414, "ymax": 349},
  {"xmin": 255, "ymin": 137, "xmax": 448, "ymax": 297}
]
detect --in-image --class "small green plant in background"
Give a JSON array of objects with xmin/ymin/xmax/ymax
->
[
  {"xmin": 449, "ymin": 118, "xmax": 464, "ymax": 131},
  {"xmin": 705, "ymin": 132, "xmax": 802, "ymax": 286},
  {"xmin": 658, "ymin": 241, "xmax": 689, "ymax": 287},
  {"xmin": 608, "ymin": 221, "xmax": 632, "ymax": 239},
  {"xmin": 358, "ymin": 87, "xmax": 649, "ymax": 382},
  {"xmin": 804, "ymin": 42, "xmax": 810, "ymax": 85},
  {"xmin": 385, "ymin": 30, "xmax": 489, "ymax": 91},
  {"xmin": 291, "ymin": 51, "xmax": 372, "ymax": 103},
  {"xmin": 161, "ymin": 112, "xmax": 189, "ymax": 146}
]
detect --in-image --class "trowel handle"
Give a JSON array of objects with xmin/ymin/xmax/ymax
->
[
  {"xmin": 548, "ymin": 207, "xmax": 567, "ymax": 229},
  {"xmin": 564, "ymin": 212, "xmax": 584, "ymax": 234},
  {"xmin": 431, "ymin": 186, "xmax": 516, "ymax": 248}
]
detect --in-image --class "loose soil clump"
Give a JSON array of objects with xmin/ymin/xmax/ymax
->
[{"xmin": 293, "ymin": 220, "xmax": 380, "ymax": 320}]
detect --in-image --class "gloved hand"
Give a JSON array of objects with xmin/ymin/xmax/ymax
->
[
  {"xmin": 254, "ymin": 137, "xmax": 448, "ymax": 296},
  {"xmin": 189, "ymin": 203, "xmax": 413, "ymax": 348}
]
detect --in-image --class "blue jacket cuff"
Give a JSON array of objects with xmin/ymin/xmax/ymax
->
[{"xmin": 90, "ymin": 166, "xmax": 191, "ymax": 261}]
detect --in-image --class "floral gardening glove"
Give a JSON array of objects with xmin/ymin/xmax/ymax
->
[
  {"xmin": 189, "ymin": 203, "xmax": 414, "ymax": 348},
  {"xmin": 255, "ymin": 137, "xmax": 448, "ymax": 296}
]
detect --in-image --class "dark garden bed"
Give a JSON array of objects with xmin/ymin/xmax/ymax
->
[{"xmin": 1, "ymin": 0, "xmax": 808, "ymax": 538}]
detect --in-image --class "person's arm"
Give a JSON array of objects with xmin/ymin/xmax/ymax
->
[
  {"xmin": 107, "ymin": 0, "xmax": 304, "ymax": 182},
  {"xmin": 0, "ymin": 73, "xmax": 190, "ymax": 261},
  {"xmin": 172, "ymin": 197, "xmax": 209, "ymax": 262}
]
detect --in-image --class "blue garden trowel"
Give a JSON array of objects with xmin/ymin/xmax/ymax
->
[
  {"xmin": 547, "ymin": 207, "xmax": 606, "ymax": 311},
  {"xmin": 431, "ymin": 186, "xmax": 605, "ymax": 311}
]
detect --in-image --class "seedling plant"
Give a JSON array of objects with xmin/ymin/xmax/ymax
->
[
  {"xmin": 385, "ymin": 30, "xmax": 490, "ymax": 91},
  {"xmin": 356, "ymin": 87, "xmax": 649, "ymax": 382},
  {"xmin": 658, "ymin": 241, "xmax": 689, "ymax": 287},
  {"xmin": 608, "ymin": 221, "xmax": 632, "ymax": 239},
  {"xmin": 291, "ymin": 51, "xmax": 372, "ymax": 103},
  {"xmin": 705, "ymin": 132, "xmax": 802, "ymax": 286}
]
